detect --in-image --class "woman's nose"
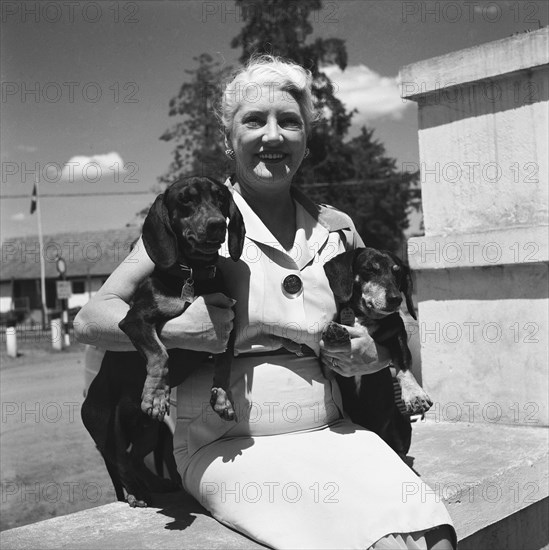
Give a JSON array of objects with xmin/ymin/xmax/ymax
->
[{"xmin": 262, "ymin": 119, "xmax": 283, "ymax": 144}]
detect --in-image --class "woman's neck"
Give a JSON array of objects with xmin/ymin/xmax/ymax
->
[{"xmin": 234, "ymin": 179, "xmax": 296, "ymax": 251}]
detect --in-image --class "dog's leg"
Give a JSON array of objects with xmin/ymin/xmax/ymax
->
[
  {"xmin": 211, "ymin": 331, "xmax": 236, "ymax": 421},
  {"xmin": 81, "ymin": 365, "xmax": 129, "ymax": 502},
  {"xmin": 155, "ymin": 422, "xmax": 183, "ymax": 488},
  {"xmin": 357, "ymin": 369, "xmax": 412, "ymax": 459},
  {"xmin": 82, "ymin": 395, "xmax": 126, "ymax": 502},
  {"xmin": 392, "ymin": 325, "xmax": 433, "ymax": 416},
  {"xmin": 104, "ymin": 461, "xmax": 126, "ymax": 502},
  {"xmin": 127, "ymin": 419, "xmax": 182, "ymax": 494},
  {"xmin": 119, "ymin": 313, "xmax": 171, "ymax": 421},
  {"xmin": 113, "ymin": 398, "xmax": 151, "ymax": 507}
]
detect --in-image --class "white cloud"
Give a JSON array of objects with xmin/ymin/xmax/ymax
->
[
  {"xmin": 61, "ymin": 151, "xmax": 126, "ymax": 182},
  {"xmin": 321, "ymin": 64, "xmax": 413, "ymax": 129}
]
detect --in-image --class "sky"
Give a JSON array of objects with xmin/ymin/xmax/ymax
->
[{"xmin": 1, "ymin": 0, "xmax": 548, "ymax": 240}]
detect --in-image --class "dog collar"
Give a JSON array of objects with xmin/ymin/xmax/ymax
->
[{"xmin": 176, "ymin": 263, "xmax": 217, "ymax": 280}]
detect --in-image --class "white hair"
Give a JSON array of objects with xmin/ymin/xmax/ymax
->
[{"xmin": 220, "ymin": 54, "xmax": 317, "ymax": 137}]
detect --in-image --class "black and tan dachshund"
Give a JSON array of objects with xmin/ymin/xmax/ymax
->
[
  {"xmin": 81, "ymin": 176, "xmax": 245, "ymax": 507},
  {"xmin": 322, "ymin": 247, "xmax": 432, "ymax": 458}
]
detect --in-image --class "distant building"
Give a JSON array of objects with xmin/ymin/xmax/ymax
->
[{"xmin": 0, "ymin": 227, "xmax": 141, "ymax": 320}]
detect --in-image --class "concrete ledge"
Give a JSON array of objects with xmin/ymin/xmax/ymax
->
[
  {"xmin": 0, "ymin": 491, "xmax": 267, "ymax": 550},
  {"xmin": 1, "ymin": 421, "xmax": 548, "ymax": 549},
  {"xmin": 409, "ymin": 420, "xmax": 549, "ymax": 542},
  {"xmin": 408, "ymin": 227, "xmax": 549, "ymax": 270},
  {"xmin": 400, "ymin": 27, "xmax": 549, "ymax": 98}
]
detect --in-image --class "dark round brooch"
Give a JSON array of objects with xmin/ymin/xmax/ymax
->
[{"xmin": 282, "ymin": 274, "xmax": 303, "ymax": 298}]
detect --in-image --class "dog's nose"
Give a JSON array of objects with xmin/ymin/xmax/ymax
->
[
  {"xmin": 206, "ymin": 218, "xmax": 226, "ymax": 241},
  {"xmin": 386, "ymin": 295, "xmax": 402, "ymax": 310}
]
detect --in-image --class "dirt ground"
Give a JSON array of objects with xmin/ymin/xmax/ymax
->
[{"xmin": 0, "ymin": 335, "xmax": 117, "ymax": 532}]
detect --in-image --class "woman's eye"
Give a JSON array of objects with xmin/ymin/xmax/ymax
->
[
  {"xmin": 281, "ymin": 118, "xmax": 302, "ymax": 129},
  {"xmin": 244, "ymin": 116, "xmax": 263, "ymax": 127}
]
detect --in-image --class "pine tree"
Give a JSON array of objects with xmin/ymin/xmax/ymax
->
[
  {"xmin": 158, "ymin": 53, "xmax": 233, "ymax": 187},
  {"xmin": 331, "ymin": 127, "xmax": 421, "ymax": 253}
]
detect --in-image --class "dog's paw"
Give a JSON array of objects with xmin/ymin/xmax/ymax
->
[
  {"xmin": 127, "ymin": 494, "xmax": 149, "ymax": 508},
  {"xmin": 322, "ymin": 321, "xmax": 351, "ymax": 346},
  {"xmin": 141, "ymin": 375, "xmax": 171, "ymax": 421},
  {"xmin": 210, "ymin": 387, "xmax": 237, "ymax": 422},
  {"xmin": 396, "ymin": 370, "xmax": 433, "ymax": 416}
]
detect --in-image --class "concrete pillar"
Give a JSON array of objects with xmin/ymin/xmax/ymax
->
[
  {"xmin": 400, "ymin": 28, "xmax": 548, "ymax": 426},
  {"xmin": 6, "ymin": 327, "xmax": 17, "ymax": 358},
  {"xmin": 51, "ymin": 318, "xmax": 63, "ymax": 351}
]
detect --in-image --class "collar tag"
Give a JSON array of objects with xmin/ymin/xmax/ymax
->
[
  {"xmin": 181, "ymin": 279, "xmax": 195, "ymax": 303},
  {"xmin": 340, "ymin": 306, "xmax": 355, "ymax": 326}
]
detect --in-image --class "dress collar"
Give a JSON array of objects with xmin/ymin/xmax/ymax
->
[
  {"xmin": 225, "ymin": 176, "xmax": 354, "ymax": 232},
  {"xmin": 225, "ymin": 177, "xmax": 352, "ymax": 269}
]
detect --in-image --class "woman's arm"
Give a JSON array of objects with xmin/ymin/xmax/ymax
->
[{"xmin": 74, "ymin": 237, "xmax": 235, "ymax": 353}]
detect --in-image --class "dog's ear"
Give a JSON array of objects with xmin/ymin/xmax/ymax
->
[
  {"xmin": 324, "ymin": 248, "xmax": 362, "ymax": 303},
  {"xmin": 142, "ymin": 193, "xmax": 179, "ymax": 270},
  {"xmin": 384, "ymin": 251, "xmax": 417, "ymax": 320},
  {"xmin": 227, "ymin": 192, "xmax": 245, "ymax": 261},
  {"xmin": 401, "ymin": 266, "xmax": 417, "ymax": 320}
]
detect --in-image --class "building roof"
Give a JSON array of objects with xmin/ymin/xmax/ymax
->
[{"xmin": 1, "ymin": 226, "xmax": 142, "ymax": 281}]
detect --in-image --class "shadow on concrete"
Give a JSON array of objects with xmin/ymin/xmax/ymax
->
[
  {"xmin": 150, "ymin": 490, "xmax": 204, "ymax": 530},
  {"xmin": 459, "ymin": 498, "xmax": 549, "ymax": 550},
  {"xmin": 417, "ymin": 263, "xmax": 549, "ymax": 302},
  {"xmin": 416, "ymin": 65, "xmax": 549, "ymax": 130}
]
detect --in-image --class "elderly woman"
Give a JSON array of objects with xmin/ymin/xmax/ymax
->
[{"xmin": 76, "ymin": 55, "xmax": 456, "ymax": 550}]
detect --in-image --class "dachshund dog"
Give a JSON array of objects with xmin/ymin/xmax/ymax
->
[
  {"xmin": 322, "ymin": 247, "xmax": 432, "ymax": 457},
  {"xmin": 81, "ymin": 176, "xmax": 245, "ymax": 507}
]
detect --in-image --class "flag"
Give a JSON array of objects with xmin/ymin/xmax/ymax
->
[{"xmin": 30, "ymin": 183, "xmax": 37, "ymax": 214}]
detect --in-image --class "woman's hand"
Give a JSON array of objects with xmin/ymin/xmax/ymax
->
[
  {"xmin": 319, "ymin": 322, "xmax": 392, "ymax": 377},
  {"xmin": 162, "ymin": 292, "xmax": 236, "ymax": 354}
]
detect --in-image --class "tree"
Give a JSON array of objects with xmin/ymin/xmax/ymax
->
[
  {"xmin": 158, "ymin": 53, "xmax": 234, "ymax": 187},
  {"xmin": 231, "ymin": 0, "xmax": 354, "ymax": 185},
  {"xmin": 330, "ymin": 127, "xmax": 421, "ymax": 253}
]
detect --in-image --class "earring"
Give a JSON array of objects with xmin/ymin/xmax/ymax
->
[
  {"xmin": 303, "ymin": 148, "xmax": 310, "ymax": 159},
  {"xmin": 225, "ymin": 149, "xmax": 235, "ymax": 160}
]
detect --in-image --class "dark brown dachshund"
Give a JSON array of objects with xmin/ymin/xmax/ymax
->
[
  {"xmin": 322, "ymin": 247, "xmax": 432, "ymax": 457},
  {"xmin": 81, "ymin": 176, "xmax": 245, "ymax": 506}
]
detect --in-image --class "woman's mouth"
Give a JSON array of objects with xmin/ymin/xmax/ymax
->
[{"xmin": 257, "ymin": 152, "xmax": 286, "ymax": 163}]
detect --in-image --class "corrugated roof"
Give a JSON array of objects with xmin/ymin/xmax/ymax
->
[{"xmin": 1, "ymin": 226, "xmax": 142, "ymax": 280}]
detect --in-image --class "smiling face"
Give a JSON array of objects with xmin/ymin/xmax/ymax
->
[{"xmin": 227, "ymin": 86, "xmax": 307, "ymax": 195}]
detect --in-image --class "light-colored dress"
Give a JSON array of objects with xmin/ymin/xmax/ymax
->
[{"xmin": 173, "ymin": 185, "xmax": 455, "ymax": 550}]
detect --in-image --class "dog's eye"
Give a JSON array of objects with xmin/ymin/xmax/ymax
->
[
  {"xmin": 178, "ymin": 192, "xmax": 195, "ymax": 205},
  {"xmin": 392, "ymin": 265, "xmax": 400, "ymax": 272}
]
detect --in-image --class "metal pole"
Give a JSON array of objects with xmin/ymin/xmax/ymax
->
[
  {"xmin": 35, "ymin": 180, "xmax": 48, "ymax": 328},
  {"xmin": 61, "ymin": 272, "xmax": 70, "ymax": 348}
]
